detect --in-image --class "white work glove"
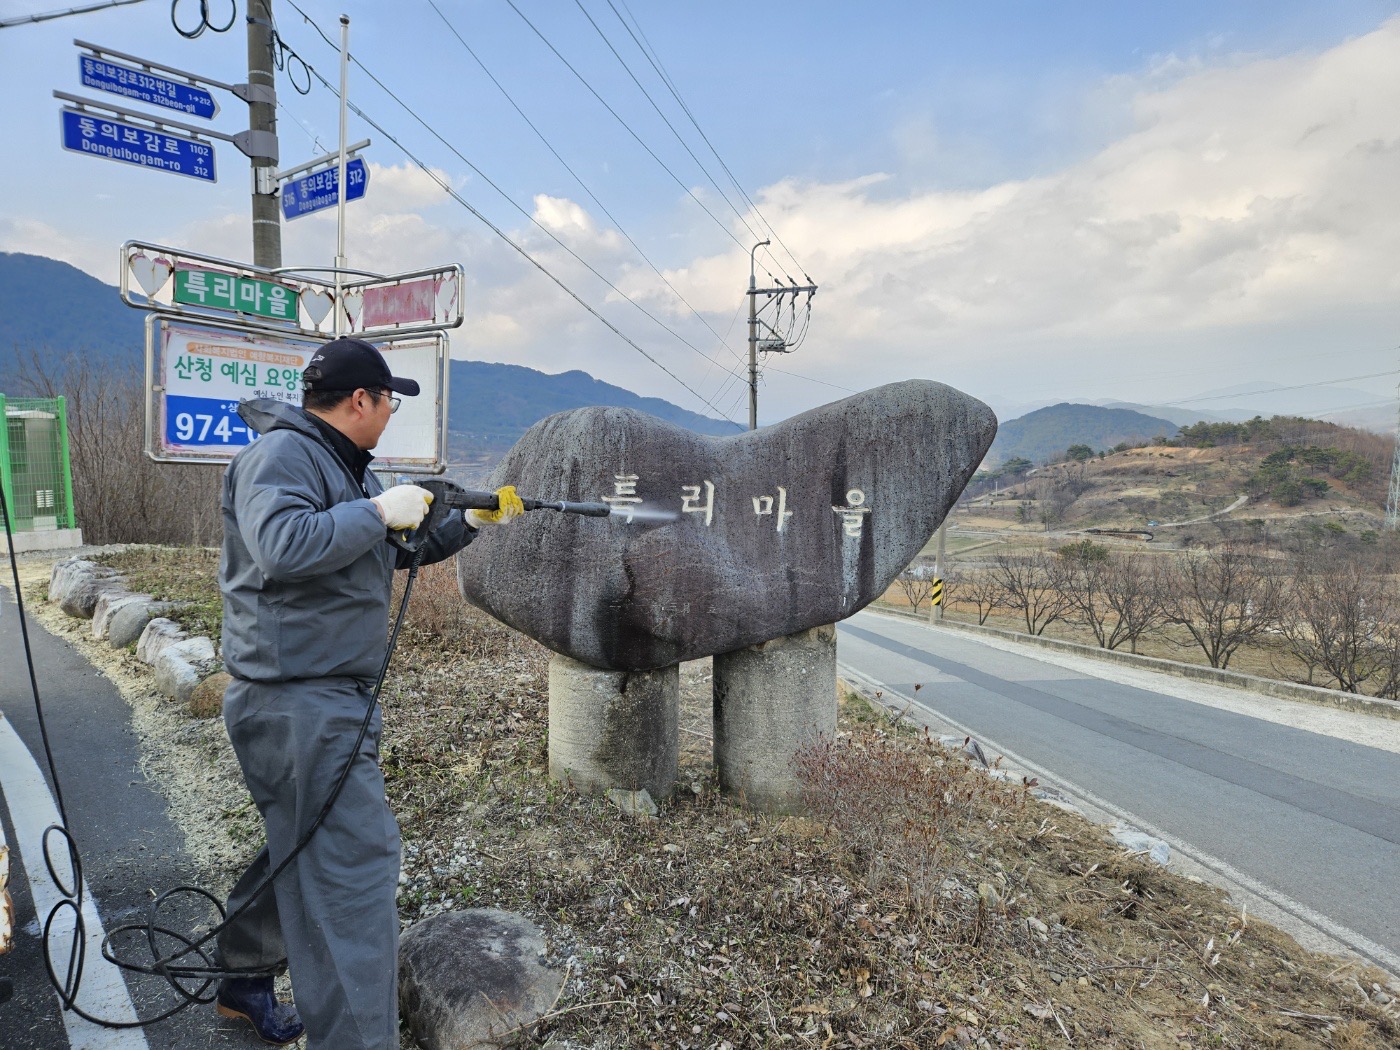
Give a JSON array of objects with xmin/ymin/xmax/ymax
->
[{"xmin": 372, "ymin": 484, "xmax": 432, "ymax": 529}]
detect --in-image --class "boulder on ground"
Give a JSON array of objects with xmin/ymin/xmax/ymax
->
[
  {"xmin": 108, "ymin": 599, "xmax": 180, "ymax": 649},
  {"xmin": 399, "ymin": 909, "xmax": 565, "ymax": 1049},
  {"xmin": 136, "ymin": 618, "xmax": 187, "ymax": 664},
  {"xmin": 92, "ymin": 591, "xmax": 153, "ymax": 641},
  {"xmin": 1111, "ymin": 825, "xmax": 1171, "ymax": 867},
  {"xmin": 49, "ymin": 558, "xmax": 127, "ymax": 619},
  {"xmin": 188, "ymin": 672, "xmax": 232, "ymax": 719},
  {"xmin": 152, "ymin": 637, "xmax": 217, "ymax": 704}
]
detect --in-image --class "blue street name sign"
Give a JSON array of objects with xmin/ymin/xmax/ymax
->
[
  {"xmin": 281, "ymin": 157, "xmax": 369, "ymax": 220},
  {"xmin": 80, "ymin": 55, "xmax": 218, "ymax": 119},
  {"xmin": 60, "ymin": 108, "xmax": 216, "ymax": 182}
]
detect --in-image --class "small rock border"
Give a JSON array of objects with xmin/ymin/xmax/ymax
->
[{"xmin": 47, "ymin": 556, "xmax": 227, "ymax": 717}]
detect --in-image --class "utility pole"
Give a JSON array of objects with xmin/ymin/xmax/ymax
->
[
  {"xmin": 747, "ymin": 240, "xmax": 768, "ymax": 431},
  {"xmin": 747, "ymin": 241, "xmax": 817, "ymax": 430},
  {"xmin": 245, "ymin": 0, "xmax": 281, "ymax": 268}
]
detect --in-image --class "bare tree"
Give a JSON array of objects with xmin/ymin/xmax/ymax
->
[
  {"xmin": 1368, "ymin": 624, "xmax": 1400, "ymax": 701},
  {"xmin": 1101, "ymin": 554, "xmax": 1169, "ymax": 654},
  {"xmin": 938, "ymin": 566, "xmax": 962, "ymax": 614},
  {"xmin": 896, "ymin": 564, "xmax": 934, "ymax": 613},
  {"xmin": 13, "ymin": 351, "xmax": 224, "ymax": 546},
  {"xmin": 958, "ymin": 568, "xmax": 1005, "ymax": 625},
  {"xmin": 1036, "ymin": 476, "xmax": 1077, "ymax": 526},
  {"xmin": 1161, "ymin": 545, "xmax": 1283, "ymax": 669},
  {"xmin": 989, "ymin": 552, "xmax": 1073, "ymax": 635},
  {"xmin": 1277, "ymin": 551, "xmax": 1392, "ymax": 693},
  {"xmin": 1058, "ymin": 546, "xmax": 1110, "ymax": 647}
]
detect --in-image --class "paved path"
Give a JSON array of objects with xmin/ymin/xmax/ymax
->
[
  {"xmin": 0, "ymin": 576, "xmax": 262, "ymax": 1048},
  {"xmin": 837, "ymin": 609, "xmax": 1400, "ymax": 977}
]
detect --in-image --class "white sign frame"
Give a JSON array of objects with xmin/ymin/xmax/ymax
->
[
  {"xmin": 144, "ymin": 313, "xmax": 449, "ymax": 472},
  {"xmin": 121, "ymin": 241, "xmax": 465, "ymax": 342}
]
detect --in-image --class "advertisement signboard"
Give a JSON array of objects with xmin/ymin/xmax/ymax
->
[{"xmin": 146, "ymin": 315, "xmax": 448, "ymax": 471}]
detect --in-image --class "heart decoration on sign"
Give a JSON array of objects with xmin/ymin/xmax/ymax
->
[
  {"xmin": 456, "ymin": 379, "xmax": 997, "ymax": 671},
  {"xmin": 434, "ymin": 276, "xmax": 459, "ymax": 322},
  {"xmin": 341, "ymin": 290, "xmax": 364, "ymax": 329},
  {"xmin": 301, "ymin": 289, "xmax": 333, "ymax": 327},
  {"xmin": 129, "ymin": 253, "xmax": 173, "ymax": 299}
]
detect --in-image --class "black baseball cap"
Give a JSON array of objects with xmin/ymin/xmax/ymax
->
[{"xmin": 301, "ymin": 337, "xmax": 420, "ymax": 396}]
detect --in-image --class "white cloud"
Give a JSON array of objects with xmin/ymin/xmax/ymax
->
[
  {"xmin": 365, "ymin": 162, "xmax": 457, "ymax": 209},
  {"xmin": 34, "ymin": 20, "xmax": 1399, "ymax": 426},
  {"xmin": 646, "ymin": 18, "xmax": 1400, "ymax": 415},
  {"xmin": 0, "ymin": 217, "xmax": 116, "ymax": 283}
]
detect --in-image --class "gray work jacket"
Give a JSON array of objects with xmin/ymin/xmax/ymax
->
[{"xmin": 220, "ymin": 398, "xmax": 471, "ymax": 683}]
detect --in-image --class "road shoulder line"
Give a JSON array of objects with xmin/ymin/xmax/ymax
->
[{"xmin": 0, "ymin": 710, "xmax": 150, "ymax": 1048}]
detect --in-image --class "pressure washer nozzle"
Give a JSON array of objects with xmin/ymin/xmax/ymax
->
[{"xmin": 525, "ymin": 498, "xmax": 611, "ymax": 517}]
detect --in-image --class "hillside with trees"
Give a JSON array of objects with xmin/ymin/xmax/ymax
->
[
  {"xmin": 961, "ymin": 414, "xmax": 1392, "ymax": 545},
  {"xmin": 883, "ymin": 414, "xmax": 1400, "ymax": 702}
]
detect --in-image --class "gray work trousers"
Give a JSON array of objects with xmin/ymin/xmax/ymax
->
[{"xmin": 217, "ymin": 676, "xmax": 401, "ymax": 1050}]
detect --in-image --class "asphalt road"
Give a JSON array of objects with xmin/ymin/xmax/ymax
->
[
  {"xmin": 0, "ymin": 575, "xmax": 265, "ymax": 1049},
  {"xmin": 836, "ymin": 609, "xmax": 1400, "ymax": 977}
]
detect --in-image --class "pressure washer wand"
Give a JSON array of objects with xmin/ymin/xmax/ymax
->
[
  {"xmin": 424, "ymin": 480, "xmax": 611, "ymax": 518},
  {"xmin": 389, "ymin": 479, "xmax": 611, "ymax": 553}
]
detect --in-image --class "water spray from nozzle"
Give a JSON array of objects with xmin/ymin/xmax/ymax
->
[{"xmin": 611, "ymin": 504, "xmax": 680, "ymax": 524}]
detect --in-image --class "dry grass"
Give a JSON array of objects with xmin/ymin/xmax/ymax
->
[
  {"xmin": 80, "ymin": 548, "xmax": 1400, "ymax": 1049},
  {"xmin": 97, "ymin": 545, "xmax": 223, "ymax": 642}
]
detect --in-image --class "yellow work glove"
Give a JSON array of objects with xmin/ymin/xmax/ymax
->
[{"xmin": 466, "ymin": 485, "xmax": 525, "ymax": 527}]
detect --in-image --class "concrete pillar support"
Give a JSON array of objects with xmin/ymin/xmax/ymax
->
[
  {"xmin": 547, "ymin": 655, "xmax": 678, "ymax": 800},
  {"xmin": 712, "ymin": 623, "xmax": 837, "ymax": 814}
]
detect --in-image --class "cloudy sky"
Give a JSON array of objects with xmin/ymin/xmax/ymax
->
[{"xmin": 3, "ymin": 0, "xmax": 1399, "ymax": 425}]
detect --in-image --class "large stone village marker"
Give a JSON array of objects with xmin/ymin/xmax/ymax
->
[{"xmin": 457, "ymin": 379, "xmax": 996, "ymax": 811}]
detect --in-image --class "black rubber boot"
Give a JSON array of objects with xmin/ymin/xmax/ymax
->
[{"xmin": 215, "ymin": 977, "xmax": 304, "ymax": 1045}]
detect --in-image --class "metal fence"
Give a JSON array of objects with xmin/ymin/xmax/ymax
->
[{"xmin": 0, "ymin": 394, "xmax": 77, "ymax": 533}]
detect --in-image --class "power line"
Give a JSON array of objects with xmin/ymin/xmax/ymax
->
[
  {"xmin": 502, "ymin": 0, "xmax": 755, "ymax": 258},
  {"xmin": 422, "ymin": 0, "xmax": 746, "ymax": 368},
  {"xmin": 280, "ymin": 3, "xmax": 741, "ymax": 425},
  {"xmin": 0, "ymin": 0, "xmax": 146, "ymax": 29},
  {"xmin": 278, "ymin": 5, "xmax": 750, "ymax": 422},
  {"xmin": 762, "ymin": 365, "xmax": 856, "ymax": 394},
  {"xmin": 1161, "ymin": 368, "xmax": 1400, "ymax": 407},
  {"xmin": 604, "ymin": 0, "xmax": 810, "ymax": 281},
  {"xmin": 571, "ymin": 0, "xmax": 766, "ymax": 250}
]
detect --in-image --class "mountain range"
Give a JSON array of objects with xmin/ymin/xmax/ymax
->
[
  {"xmin": 986, "ymin": 402, "xmax": 1180, "ymax": 466},
  {"xmin": 0, "ymin": 252, "xmax": 740, "ymax": 440},
  {"xmin": 5, "ymin": 252, "xmax": 1390, "ymax": 462}
]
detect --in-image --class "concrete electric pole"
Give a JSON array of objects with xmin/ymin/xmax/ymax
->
[
  {"xmin": 747, "ymin": 241, "xmax": 817, "ymax": 430},
  {"xmin": 245, "ymin": 0, "xmax": 281, "ymax": 268}
]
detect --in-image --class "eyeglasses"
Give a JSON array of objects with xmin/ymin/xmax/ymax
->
[{"xmin": 369, "ymin": 389, "xmax": 401, "ymax": 414}]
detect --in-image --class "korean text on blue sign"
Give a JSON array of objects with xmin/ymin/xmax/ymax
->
[
  {"xmin": 60, "ymin": 108, "xmax": 215, "ymax": 183},
  {"xmin": 281, "ymin": 157, "xmax": 368, "ymax": 220},
  {"xmin": 79, "ymin": 56, "xmax": 218, "ymax": 119}
]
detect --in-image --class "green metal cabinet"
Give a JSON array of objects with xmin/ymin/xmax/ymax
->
[{"xmin": 0, "ymin": 394, "xmax": 77, "ymax": 533}]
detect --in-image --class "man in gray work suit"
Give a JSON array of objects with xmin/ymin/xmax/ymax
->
[{"xmin": 213, "ymin": 337, "xmax": 523, "ymax": 1047}]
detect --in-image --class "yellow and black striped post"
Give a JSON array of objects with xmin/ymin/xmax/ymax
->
[{"xmin": 929, "ymin": 577, "xmax": 944, "ymax": 621}]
